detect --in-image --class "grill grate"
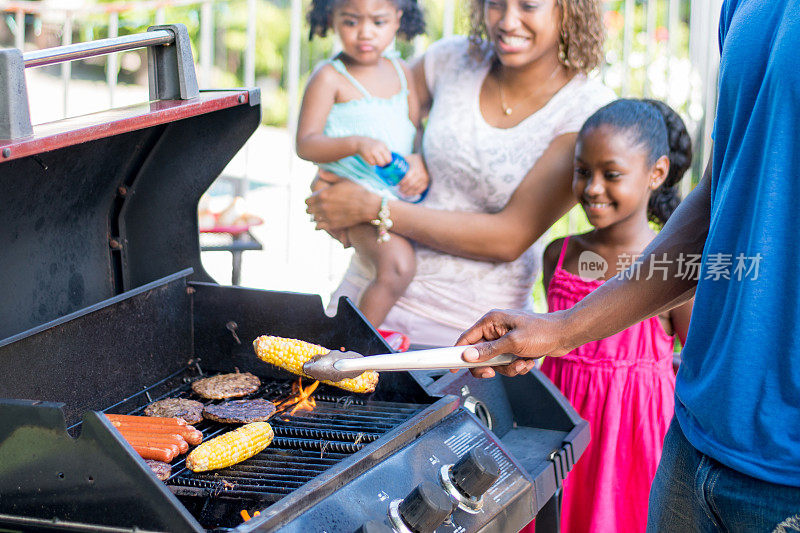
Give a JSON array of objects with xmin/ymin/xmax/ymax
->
[
  {"xmin": 170, "ymin": 447, "xmax": 345, "ymax": 497},
  {"xmin": 272, "ymin": 426, "xmax": 381, "ymax": 443},
  {"xmin": 102, "ymin": 370, "xmax": 426, "ymax": 505},
  {"xmin": 169, "ymin": 396, "xmax": 423, "ymax": 501}
]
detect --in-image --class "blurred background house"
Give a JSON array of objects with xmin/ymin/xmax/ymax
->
[{"xmin": 1, "ymin": 0, "xmax": 723, "ymax": 307}]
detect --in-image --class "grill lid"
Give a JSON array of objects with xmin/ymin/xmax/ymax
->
[{"xmin": 0, "ymin": 26, "xmax": 261, "ymax": 340}]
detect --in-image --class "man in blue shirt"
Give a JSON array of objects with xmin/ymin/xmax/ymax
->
[{"xmin": 458, "ymin": 0, "xmax": 800, "ymax": 529}]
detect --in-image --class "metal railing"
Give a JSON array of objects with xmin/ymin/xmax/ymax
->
[{"xmin": 1, "ymin": 0, "xmax": 255, "ymax": 114}]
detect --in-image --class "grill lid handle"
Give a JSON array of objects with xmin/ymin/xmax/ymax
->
[{"xmin": 1, "ymin": 24, "xmax": 199, "ymax": 141}]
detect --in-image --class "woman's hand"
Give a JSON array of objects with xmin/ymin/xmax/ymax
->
[
  {"xmin": 398, "ymin": 154, "xmax": 430, "ymax": 196},
  {"xmin": 455, "ymin": 309, "xmax": 575, "ymax": 378},
  {"xmin": 306, "ymin": 178, "xmax": 382, "ymax": 231},
  {"xmin": 308, "ymin": 171, "xmax": 351, "ymax": 246},
  {"xmin": 355, "ymin": 137, "xmax": 392, "ymax": 167},
  {"xmin": 310, "ymin": 170, "xmax": 344, "ymax": 192}
]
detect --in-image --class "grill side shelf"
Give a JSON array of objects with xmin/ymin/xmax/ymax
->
[{"xmin": 0, "ymin": 399, "xmax": 203, "ymax": 532}]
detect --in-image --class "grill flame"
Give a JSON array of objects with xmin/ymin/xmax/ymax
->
[{"xmin": 278, "ymin": 378, "xmax": 319, "ymax": 416}]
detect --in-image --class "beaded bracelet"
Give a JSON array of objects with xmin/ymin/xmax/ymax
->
[{"xmin": 370, "ymin": 197, "xmax": 393, "ymax": 243}]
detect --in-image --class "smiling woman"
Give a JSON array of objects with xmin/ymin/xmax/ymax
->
[
  {"xmin": 306, "ymin": 0, "xmax": 615, "ymax": 346},
  {"xmin": 469, "ymin": 0, "xmax": 604, "ymax": 71}
]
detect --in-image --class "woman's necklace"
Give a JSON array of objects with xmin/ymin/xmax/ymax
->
[{"xmin": 497, "ymin": 63, "xmax": 565, "ymax": 116}]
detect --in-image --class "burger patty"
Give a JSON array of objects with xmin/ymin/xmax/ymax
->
[
  {"xmin": 143, "ymin": 398, "xmax": 204, "ymax": 424},
  {"xmin": 191, "ymin": 372, "xmax": 261, "ymax": 400},
  {"xmin": 203, "ymin": 399, "xmax": 277, "ymax": 424},
  {"xmin": 146, "ymin": 460, "xmax": 172, "ymax": 481}
]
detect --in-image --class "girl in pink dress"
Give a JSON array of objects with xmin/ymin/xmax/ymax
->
[{"xmin": 539, "ymin": 99, "xmax": 694, "ymax": 533}]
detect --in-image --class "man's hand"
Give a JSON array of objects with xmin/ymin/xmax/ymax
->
[
  {"xmin": 355, "ymin": 137, "xmax": 392, "ymax": 167},
  {"xmin": 455, "ymin": 309, "xmax": 574, "ymax": 378},
  {"xmin": 398, "ymin": 154, "xmax": 430, "ymax": 196}
]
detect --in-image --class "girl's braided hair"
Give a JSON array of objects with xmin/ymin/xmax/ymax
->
[
  {"xmin": 308, "ymin": 0, "xmax": 425, "ymax": 40},
  {"xmin": 642, "ymin": 99, "xmax": 693, "ymax": 225},
  {"xmin": 578, "ymin": 98, "xmax": 693, "ymax": 225},
  {"xmin": 468, "ymin": 0, "xmax": 604, "ymax": 73}
]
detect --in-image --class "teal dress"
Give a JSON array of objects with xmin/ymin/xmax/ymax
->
[{"xmin": 320, "ymin": 55, "xmax": 417, "ymax": 199}]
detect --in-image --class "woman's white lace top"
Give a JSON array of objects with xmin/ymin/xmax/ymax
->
[{"xmin": 340, "ymin": 36, "xmax": 615, "ymax": 331}]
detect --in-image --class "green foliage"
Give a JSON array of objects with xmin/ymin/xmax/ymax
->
[
  {"xmin": 601, "ymin": 1, "xmax": 698, "ymax": 133},
  {"xmin": 220, "ymin": 1, "xmax": 291, "ymax": 81},
  {"xmin": 71, "ymin": 0, "xmax": 699, "ymax": 129},
  {"xmin": 262, "ymin": 86, "xmax": 289, "ymax": 125}
]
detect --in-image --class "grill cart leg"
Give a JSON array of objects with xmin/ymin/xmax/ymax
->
[{"xmin": 534, "ymin": 488, "xmax": 561, "ymax": 533}]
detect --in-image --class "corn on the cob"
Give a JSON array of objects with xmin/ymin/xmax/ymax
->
[
  {"xmin": 185, "ymin": 422, "xmax": 273, "ymax": 472},
  {"xmin": 253, "ymin": 335, "xmax": 379, "ymax": 394}
]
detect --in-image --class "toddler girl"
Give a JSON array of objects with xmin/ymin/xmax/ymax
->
[
  {"xmin": 540, "ymin": 99, "xmax": 694, "ymax": 533},
  {"xmin": 296, "ymin": 0, "xmax": 426, "ymax": 327}
]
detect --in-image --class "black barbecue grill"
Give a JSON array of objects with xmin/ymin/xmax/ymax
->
[{"xmin": 0, "ymin": 27, "xmax": 589, "ymax": 533}]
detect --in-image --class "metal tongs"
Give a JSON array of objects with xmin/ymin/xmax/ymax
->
[{"xmin": 302, "ymin": 346, "xmax": 517, "ymax": 382}]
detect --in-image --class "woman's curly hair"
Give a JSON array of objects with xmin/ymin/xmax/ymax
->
[
  {"xmin": 308, "ymin": 0, "xmax": 425, "ymax": 41},
  {"xmin": 468, "ymin": 0, "xmax": 604, "ymax": 73}
]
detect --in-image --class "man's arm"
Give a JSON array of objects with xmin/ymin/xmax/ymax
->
[{"xmin": 459, "ymin": 155, "xmax": 713, "ymax": 377}]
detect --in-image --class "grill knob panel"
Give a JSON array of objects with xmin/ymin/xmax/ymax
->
[
  {"xmin": 450, "ymin": 447, "xmax": 501, "ymax": 499},
  {"xmin": 358, "ymin": 519, "xmax": 394, "ymax": 533},
  {"xmin": 397, "ymin": 481, "xmax": 454, "ymax": 533}
]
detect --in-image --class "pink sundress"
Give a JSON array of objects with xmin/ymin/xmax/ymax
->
[{"xmin": 539, "ymin": 236, "xmax": 676, "ymax": 533}]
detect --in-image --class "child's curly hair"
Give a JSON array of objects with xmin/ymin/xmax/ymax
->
[
  {"xmin": 308, "ymin": 0, "xmax": 426, "ymax": 41},
  {"xmin": 467, "ymin": 0, "xmax": 604, "ymax": 73}
]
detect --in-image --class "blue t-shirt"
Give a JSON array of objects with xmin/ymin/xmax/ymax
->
[{"xmin": 675, "ymin": 0, "xmax": 800, "ymax": 486}]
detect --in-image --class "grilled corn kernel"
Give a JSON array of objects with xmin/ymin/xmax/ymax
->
[
  {"xmin": 253, "ymin": 335, "xmax": 379, "ymax": 394},
  {"xmin": 186, "ymin": 422, "xmax": 273, "ymax": 472}
]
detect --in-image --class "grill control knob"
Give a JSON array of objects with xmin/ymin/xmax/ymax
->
[
  {"xmin": 397, "ymin": 481, "xmax": 454, "ymax": 533},
  {"xmin": 450, "ymin": 447, "xmax": 501, "ymax": 499}
]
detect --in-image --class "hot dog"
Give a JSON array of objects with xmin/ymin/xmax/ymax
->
[
  {"xmin": 119, "ymin": 431, "xmax": 189, "ymax": 454},
  {"xmin": 115, "ymin": 423, "xmax": 202, "ymax": 446},
  {"xmin": 130, "ymin": 444, "xmax": 176, "ymax": 462},
  {"xmin": 106, "ymin": 414, "xmax": 187, "ymax": 426},
  {"xmin": 126, "ymin": 438, "xmax": 180, "ymax": 457},
  {"xmin": 118, "ymin": 424, "xmax": 201, "ymax": 446},
  {"xmin": 107, "ymin": 416, "xmax": 203, "ymax": 445},
  {"xmin": 178, "ymin": 427, "xmax": 203, "ymax": 446}
]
